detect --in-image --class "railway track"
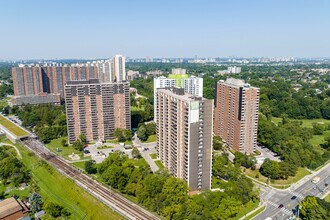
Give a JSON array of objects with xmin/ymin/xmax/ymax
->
[{"xmin": 21, "ymin": 139, "xmax": 160, "ymax": 220}]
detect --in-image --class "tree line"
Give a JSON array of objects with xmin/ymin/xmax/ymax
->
[{"xmin": 90, "ymin": 151, "xmax": 259, "ymax": 220}]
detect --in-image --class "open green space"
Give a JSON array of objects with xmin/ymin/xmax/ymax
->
[
  {"xmin": 97, "ymin": 145, "xmax": 114, "ymax": 150},
  {"xmin": 149, "ymin": 153, "xmax": 157, "ymax": 160},
  {"xmin": 16, "ymin": 143, "xmax": 124, "ymax": 220},
  {"xmin": 71, "ymin": 161, "xmax": 86, "ymax": 170},
  {"xmin": 325, "ymin": 194, "xmax": 330, "ymax": 202},
  {"xmin": 141, "ymin": 134, "xmax": 156, "ymax": 143},
  {"xmin": 211, "ymin": 176, "xmax": 223, "ymax": 189},
  {"xmin": 154, "ymin": 160, "xmax": 165, "ymax": 169},
  {"xmin": 131, "ymin": 106, "xmax": 145, "ymax": 112},
  {"xmin": 244, "ymin": 205, "xmax": 266, "ymax": 220},
  {"xmin": 230, "ymin": 201, "xmax": 259, "ymax": 220},
  {"xmin": 245, "ymin": 167, "xmax": 311, "ymax": 188},
  {"xmin": 0, "ymin": 114, "xmax": 29, "ymax": 137},
  {"xmin": 131, "ymin": 158, "xmax": 149, "ymax": 168},
  {"xmin": 107, "ymin": 139, "xmax": 133, "ymax": 145},
  {"xmin": 46, "ymin": 137, "xmax": 84, "ymax": 160}
]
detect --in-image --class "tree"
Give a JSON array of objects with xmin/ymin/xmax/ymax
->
[
  {"xmin": 132, "ymin": 147, "xmax": 141, "ymax": 159},
  {"xmin": 137, "ymin": 125, "xmax": 148, "ymax": 141},
  {"xmin": 300, "ymin": 196, "xmax": 330, "ymax": 220},
  {"xmin": 43, "ymin": 201, "xmax": 63, "ymax": 218},
  {"xmin": 29, "ymin": 193, "xmax": 43, "ymax": 213},
  {"xmin": 260, "ymin": 159, "xmax": 281, "ymax": 179},
  {"xmin": 84, "ymin": 160, "xmax": 97, "ymax": 174},
  {"xmin": 79, "ymin": 134, "xmax": 87, "ymax": 143},
  {"xmin": 213, "ymin": 136, "xmax": 223, "ymax": 151},
  {"xmin": 61, "ymin": 139, "xmax": 68, "ymax": 147},
  {"xmin": 114, "ymin": 128, "xmax": 125, "ymax": 142},
  {"xmin": 72, "ymin": 139, "xmax": 83, "ymax": 151}
]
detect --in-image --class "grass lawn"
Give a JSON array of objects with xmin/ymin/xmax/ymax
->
[
  {"xmin": 71, "ymin": 161, "xmax": 86, "ymax": 170},
  {"xmin": 155, "ymin": 160, "xmax": 165, "ymax": 169},
  {"xmin": 142, "ymin": 134, "xmax": 156, "ymax": 143},
  {"xmin": 211, "ymin": 176, "xmax": 222, "ymax": 189},
  {"xmin": 244, "ymin": 205, "xmax": 266, "ymax": 220},
  {"xmin": 325, "ymin": 194, "xmax": 330, "ymax": 202},
  {"xmin": 230, "ymin": 200, "xmax": 259, "ymax": 220},
  {"xmin": 150, "ymin": 153, "xmax": 158, "ymax": 160},
  {"xmin": 0, "ymin": 114, "xmax": 29, "ymax": 137},
  {"xmin": 107, "ymin": 139, "xmax": 133, "ymax": 145},
  {"xmin": 131, "ymin": 158, "xmax": 149, "ymax": 168},
  {"xmin": 97, "ymin": 145, "xmax": 114, "ymax": 150},
  {"xmin": 131, "ymin": 106, "xmax": 145, "ymax": 112},
  {"xmin": 46, "ymin": 137, "xmax": 84, "ymax": 160},
  {"xmin": 16, "ymin": 143, "xmax": 124, "ymax": 220},
  {"xmin": 6, "ymin": 188, "xmax": 30, "ymax": 199},
  {"xmin": 245, "ymin": 167, "xmax": 310, "ymax": 187}
]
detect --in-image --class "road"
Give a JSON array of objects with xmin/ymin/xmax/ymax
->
[
  {"xmin": 255, "ymin": 164, "xmax": 330, "ymax": 220},
  {"xmin": 21, "ymin": 138, "xmax": 160, "ymax": 220},
  {"xmin": 132, "ymin": 133, "xmax": 158, "ymax": 172}
]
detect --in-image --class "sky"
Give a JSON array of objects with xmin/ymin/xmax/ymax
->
[{"xmin": 0, "ymin": 0, "xmax": 329, "ymax": 59}]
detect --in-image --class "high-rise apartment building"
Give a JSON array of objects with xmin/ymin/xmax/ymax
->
[
  {"xmin": 11, "ymin": 55, "xmax": 126, "ymax": 106},
  {"xmin": 171, "ymin": 68, "xmax": 187, "ymax": 75},
  {"xmin": 153, "ymin": 74, "xmax": 203, "ymax": 121},
  {"xmin": 156, "ymin": 87, "xmax": 213, "ymax": 190},
  {"xmin": 113, "ymin": 55, "xmax": 126, "ymax": 82},
  {"xmin": 65, "ymin": 79, "xmax": 130, "ymax": 144},
  {"xmin": 214, "ymin": 78, "xmax": 259, "ymax": 154}
]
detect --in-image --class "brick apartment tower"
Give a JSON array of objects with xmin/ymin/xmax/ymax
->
[
  {"xmin": 214, "ymin": 78, "xmax": 260, "ymax": 154},
  {"xmin": 65, "ymin": 79, "xmax": 130, "ymax": 144},
  {"xmin": 11, "ymin": 65, "xmax": 98, "ymax": 105},
  {"xmin": 156, "ymin": 87, "xmax": 213, "ymax": 190}
]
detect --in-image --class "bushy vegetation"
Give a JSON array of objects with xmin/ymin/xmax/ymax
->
[
  {"xmin": 300, "ymin": 196, "xmax": 330, "ymax": 220},
  {"xmin": 0, "ymin": 146, "xmax": 30, "ymax": 186},
  {"xmin": 98, "ymin": 151, "xmax": 258, "ymax": 219},
  {"xmin": 258, "ymin": 115, "xmax": 330, "ymax": 171},
  {"xmin": 17, "ymin": 104, "xmax": 67, "ymax": 143},
  {"xmin": 113, "ymin": 128, "xmax": 132, "ymax": 142},
  {"xmin": 137, "ymin": 122, "xmax": 156, "ymax": 141}
]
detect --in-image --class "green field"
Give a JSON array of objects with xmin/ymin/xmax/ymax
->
[
  {"xmin": 150, "ymin": 153, "xmax": 158, "ymax": 160},
  {"xmin": 71, "ymin": 161, "xmax": 86, "ymax": 170},
  {"xmin": 272, "ymin": 117, "xmax": 330, "ymax": 153},
  {"xmin": 325, "ymin": 194, "xmax": 330, "ymax": 202},
  {"xmin": 107, "ymin": 139, "xmax": 133, "ymax": 145},
  {"xmin": 230, "ymin": 201, "xmax": 259, "ymax": 220},
  {"xmin": 46, "ymin": 137, "xmax": 84, "ymax": 160},
  {"xmin": 244, "ymin": 205, "xmax": 266, "ymax": 220},
  {"xmin": 245, "ymin": 167, "xmax": 311, "ymax": 188},
  {"xmin": 0, "ymin": 114, "xmax": 29, "ymax": 137},
  {"xmin": 155, "ymin": 160, "xmax": 165, "ymax": 169},
  {"xmin": 132, "ymin": 158, "xmax": 149, "ymax": 168},
  {"xmin": 142, "ymin": 134, "xmax": 157, "ymax": 143},
  {"xmin": 97, "ymin": 145, "xmax": 114, "ymax": 150},
  {"xmin": 16, "ymin": 143, "xmax": 124, "ymax": 220}
]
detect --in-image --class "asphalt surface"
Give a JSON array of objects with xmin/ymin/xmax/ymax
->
[{"xmin": 255, "ymin": 165, "xmax": 330, "ymax": 220}]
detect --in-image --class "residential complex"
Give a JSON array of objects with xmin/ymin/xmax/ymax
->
[
  {"xmin": 214, "ymin": 78, "xmax": 259, "ymax": 154},
  {"xmin": 65, "ymin": 79, "xmax": 130, "ymax": 144},
  {"xmin": 153, "ymin": 68, "xmax": 203, "ymax": 120},
  {"xmin": 156, "ymin": 87, "xmax": 213, "ymax": 190},
  {"xmin": 11, "ymin": 55, "xmax": 126, "ymax": 105}
]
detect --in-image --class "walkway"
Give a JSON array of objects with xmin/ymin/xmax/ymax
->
[{"xmin": 0, "ymin": 142, "xmax": 22, "ymax": 159}]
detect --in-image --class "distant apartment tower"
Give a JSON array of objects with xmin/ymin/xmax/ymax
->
[
  {"xmin": 65, "ymin": 79, "xmax": 130, "ymax": 144},
  {"xmin": 171, "ymin": 68, "xmax": 187, "ymax": 75},
  {"xmin": 11, "ymin": 55, "xmax": 126, "ymax": 106},
  {"xmin": 153, "ymin": 73, "xmax": 203, "ymax": 121},
  {"xmin": 156, "ymin": 87, "xmax": 213, "ymax": 190},
  {"xmin": 214, "ymin": 78, "xmax": 259, "ymax": 154},
  {"xmin": 11, "ymin": 64, "xmax": 98, "ymax": 105}
]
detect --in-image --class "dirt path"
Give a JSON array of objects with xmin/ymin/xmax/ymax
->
[{"xmin": 0, "ymin": 143, "xmax": 22, "ymax": 159}]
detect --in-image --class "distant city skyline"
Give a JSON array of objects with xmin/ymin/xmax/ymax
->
[{"xmin": 1, "ymin": 0, "xmax": 329, "ymax": 59}]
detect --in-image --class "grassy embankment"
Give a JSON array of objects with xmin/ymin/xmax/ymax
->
[{"xmin": 14, "ymin": 141, "xmax": 124, "ymax": 220}]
